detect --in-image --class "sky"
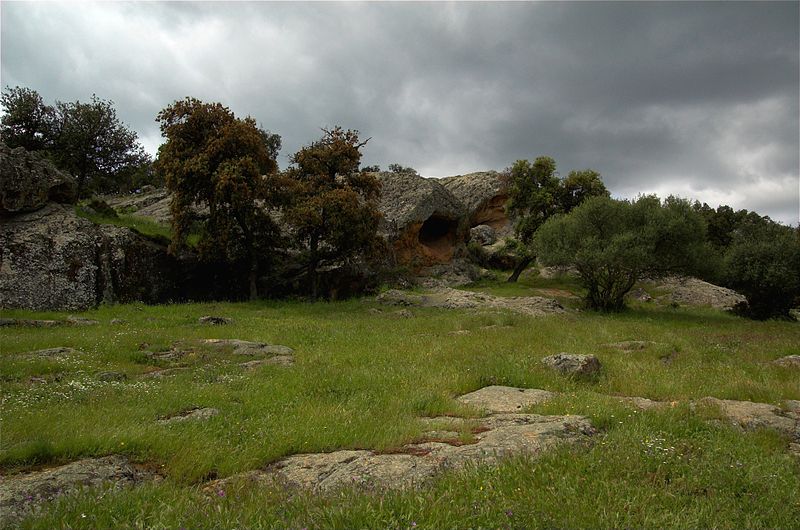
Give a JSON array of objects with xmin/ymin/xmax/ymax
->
[{"xmin": 2, "ymin": 1, "xmax": 798, "ymax": 225}]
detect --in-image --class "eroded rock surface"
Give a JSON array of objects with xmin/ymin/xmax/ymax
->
[
  {"xmin": 694, "ymin": 397, "xmax": 799, "ymax": 439},
  {"xmin": 377, "ymin": 287, "xmax": 564, "ymax": 317},
  {"xmin": 440, "ymin": 172, "xmax": 510, "ymax": 233},
  {"xmin": 211, "ymin": 413, "xmax": 594, "ymax": 493},
  {"xmin": 157, "ymin": 407, "xmax": 220, "ymax": 425},
  {"xmin": 201, "ymin": 339, "xmax": 293, "ymax": 356},
  {"xmin": 457, "ymin": 385, "xmax": 556, "ymax": 413},
  {"xmin": 0, "ymin": 456, "xmax": 157, "ymax": 521}
]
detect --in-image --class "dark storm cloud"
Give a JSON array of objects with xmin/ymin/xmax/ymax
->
[{"xmin": 2, "ymin": 1, "xmax": 798, "ymax": 224}]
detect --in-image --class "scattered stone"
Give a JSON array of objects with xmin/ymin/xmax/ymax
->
[
  {"xmin": 448, "ymin": 330, "xmax": 471, "ymax": 335},
  {"xmin": 157, "ymin": 407, "xmax": 220, "ymax": 425},
  {"xmin": 239, "ymin": 355, "xmax": 295, "ymax": 369},
  {"xmin": 457, "ymin": 386, "xmax": 556, "ymax": 413},
  {"xmin": 773, "ymin": 355, "xmax": 800, "ymax": 369},
  {"xmin": 0, "ymin": 318, "xmax": 63, "ymax": 327},
  {"xmin": 110, "ymin": 318, "xmax": 128, "ymax": 325},
  {"xmin": 198, "ymin": 316, "xmax": 233, "ymax": 325},
  {"xmin": 97, "ymin": 371, "xmax": 127, "ymax": 381},
  {"xmin": 146, "ymin": 349, "xmax": 188, "ymax": 362},
  {"xmin": 604, "ymin": 340, "xmax": 655, "ymax": 351},
  {"xmin": 541, "ymin": 353, "xmax": 601, "ymax": 378},
  {"xmin": 377, "ymin": 287, "xmax": 564, "ymax": 317},
  {"xmin": 201, "ymin": 339, "xmax": 293, "ymax": 356},
  {"xmin": 66, "ymin": 315, "xmax": 100, "ymax": 326},
  {"xmin": 0, "ymin": 455, "xmax": 157, "ymax": 521},
  {"xmin": 394, "ymin": 309, "xmax": 414, "ymax": 318},
  {"xmin": 367, "ymin": 308, "xmax": 383, "ymax": 314}
]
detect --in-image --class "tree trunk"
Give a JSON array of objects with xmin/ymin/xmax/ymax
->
[
  {"xmin": 507, "ymin": 256, "xmax": 534, "ymax": 283},
  {"xmin": 248, "ymin": 254, "xmax": 258, "ymax": 301}
]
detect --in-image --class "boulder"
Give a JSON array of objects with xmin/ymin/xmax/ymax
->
[
  {"xmin": 377, "ymin": 172, "xmax": 466, "ymax": 266},
  {"xmin": 469, "ymin": 224, "xmax": 496, "ymax": 246},
  {"xmin": 0, "ymin": 141, "xmax": 76, "ymax": 215},
  {"xmin": 198, "ymin": 316, "xmax": 233, "ymax": 325},
  {"xmin": 1, "ymin": 204, "xmax": 180, "ymax": 311},
  {"xmin": 649, "ymin": 276, "xmax": 746, "ymax": 310},
  {"xmin": 541, "ymin": 353, "xmax": 601, "ymax": 378},
  {"xmin": 440, "ymin": 171, "xmax": 511, "ymax": 234}
]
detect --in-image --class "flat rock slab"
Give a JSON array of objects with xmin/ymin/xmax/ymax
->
[
  {"xmin": 603, "ymin": 341, "xmax": 656, "ymax": 351},
  {"xmin": 157, "ymin": 407, "xmax": 220, "ymax": 425},
  {"xmin": 457, "ymin": 386, "xmax": 556, "ymax": 413},
  {"xmin": 141, "ymin": 367, "xmax": 189, "ymax": 379},
  {"xmin": 202, "ymin": 339, "xmax": 294, "ymax": 356},
  {"xmin": 615, "ymin": 396, "xmax": 672, "ymax": 411},
  {"xmin": 694, "ymin": 397, "xmax": 799, "ymax": 440},
  {"xmin": 16, "ymin": 347, "xmax": 81, "ymax": 358},
  {"xmin": 198, "ymin": 316, "xmax": 233, "ymax": 325},
  {"xmin": 239, "ymin": 356, "xmax": 294, "ymax": 369},
  {"xmin": 377, "ymin": 288, "xmax": 564, "ymax": 317},
  {"xmin": 0, "ymin": 456, "xmax": 157, "ymax": 521},
  {"xmin": 66, "ymin": 316, "xmax": 99, "ymax": 326},
  {"xmin": 542, "ymin": 353, "xmax": 601, "ymax": 377},
  {"xmin": 0, "ymin": 318, "xmax": 63, "ymax": 327},
  {"xmin": 773, "ymin": 355, "xmax": 800, "ymax": 368},
  {"xmin": 211, "ymin": 413, "xmax": 594, "ymax": 493}
]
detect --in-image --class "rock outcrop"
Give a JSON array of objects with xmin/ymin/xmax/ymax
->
[
  {"xmin": 649, "ymin": 276, "xmax": 746, "ymax": 310},
  {"xmin": 377, "ymin": 172, "xmax": 466, "ymax": 266},
  {"xmin": 1, "ymin": 203, "xmax": 180, "ymax": 310},
  {"xmin": 541, "ymin": 353, "xmax": 602, "ymax": 378},
  {"xmin": 377, "ymin": 287, "xmax": 565, "ymax": 317},
  {"xmin": 0, "ymin": 142, "xmax": 76, "ymax": 215},
  {"xmin": 440, "ymin": 171, "xmax": 510, "ymax": 234}
]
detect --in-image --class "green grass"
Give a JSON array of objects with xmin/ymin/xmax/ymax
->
[
  {"xmin": 75, "ymin": 206, "xmax": 200, "ymax": 246},
  {"xmin": 2, "ymin": 283, "xmax": 799, "ymax": 528}
]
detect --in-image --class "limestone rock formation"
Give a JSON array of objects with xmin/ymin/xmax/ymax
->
[
  {"xmin": 377, "ymin": 172, "xmax": 466, "ymax": 266},
  {"xmin": 0, "ymin": 142, "xmax": 76, "ymax": 215}
]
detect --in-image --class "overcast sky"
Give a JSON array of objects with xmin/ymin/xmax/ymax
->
[{"xmin": 2, "ymin": 1, "xmax": 798, "ymax": 224}]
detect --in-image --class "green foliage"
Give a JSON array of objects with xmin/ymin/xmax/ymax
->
[
  {"xmin": 535, "ymin": 195, "xmax": 707, "ymax": 311},
  {"xmin": 504, "ymin": 157, "xmax": 609, "ymax": 282},
  {"xmin": 721, "ymin": 222, "xmax": 800, "ymax": 320},
  {"xmin": 1, "ymin": 86, "xmax": 151, "ymax": 197},
  {"xmin": 284, "ymin": 127, "xmax": 384, "ymax": 298},
  {"xmin": 0, "ymin": 86, "xmax": 54, "ymax": 151},
  {"xmin": 154, "ymin": 97, "xmax": 283, "ymax": 299},
  {"xmin": 388, "ymin": 163, "xmax": 417, "ymax": 174},
  {"xmin": 75, "ymin": 206, "xmax": 173, "ymax": 244}
]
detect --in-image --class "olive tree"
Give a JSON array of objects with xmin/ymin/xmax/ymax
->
[{"xmin": 535, "ymin": 195, "xmax": 707, "ymax": 311}]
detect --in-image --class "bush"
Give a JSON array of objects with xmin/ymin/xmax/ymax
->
[
  {"xmin": 721, "ymin": 223, "xmax": 800, "ymax": 319},
  {"xmin": 535, "ymin": 195, "xmax": 707, "ymax": 311}
]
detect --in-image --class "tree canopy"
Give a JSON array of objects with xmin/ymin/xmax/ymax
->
[
  {"xmin": 1, "ymin": 86, "xmax": 150, "ymax": 196},
  {"xmin": 154, "ymin": 97, "xmax": 283, "ymax": 299},
  {"xmin": 504, "ymin": 156, "xmax": 608, "ymax": 281},
  {"xmin": 283, "ymin": 127, "xmax": 383, "ymax": 299},
  {"xmin": 535, "ymin": 195, "xmax": 707, "ymax": 311}
]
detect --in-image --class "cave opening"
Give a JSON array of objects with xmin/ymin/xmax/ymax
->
[{"xmin": 418, "ymin": 215, "xmax": 458, "ymax": 262}]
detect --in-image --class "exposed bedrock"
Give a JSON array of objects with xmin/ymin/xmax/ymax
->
[{"xmin": 377, "ymin": 172, "xmax": 466, "ymax": 266}]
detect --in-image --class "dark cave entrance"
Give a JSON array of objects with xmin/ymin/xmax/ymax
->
[{"xmin": 418, "ymin": 215, "xmax": 458, "ymax": 262}]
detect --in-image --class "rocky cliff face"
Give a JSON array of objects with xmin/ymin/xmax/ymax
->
[
  {"xmin": 0, "ymin": 145, "xmax": 179, "ymax": 311},
  {"xmin": 440, "ymin": 171, "xmax": 511, "ymax": 233}
]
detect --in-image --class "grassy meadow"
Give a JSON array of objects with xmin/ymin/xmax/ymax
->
[{"xmin": 1, "ymin": 273, "xmax": 799, "ymax": 528}]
